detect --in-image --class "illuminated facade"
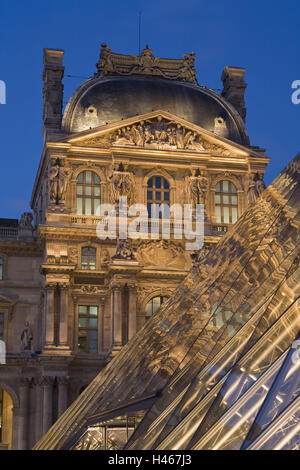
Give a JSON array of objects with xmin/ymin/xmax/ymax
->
[
  {"xmin": 35, "ymin": 153, "xmax": 300, "ymax": 451},
  {"xmin": 0, "ymin": 45, "xmax": 271, "ymax": 450}
]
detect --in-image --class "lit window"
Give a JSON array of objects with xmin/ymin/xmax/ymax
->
[
  {"xmin": 78, "ymin": 305, "xmax": 98, "ymax": 353},
  {"xmin": 145, "ymin": 296, "xmax": 168, "ymax": 319},
  {"xmin": 215, "ymin": 180, "xmax": 238, "ymax": 224},
  {"xmin": 81, "ymin": 247, "xmax": 96, "ymax": 270},
  {"xmin": 0, "ymin": 258, "xmax": 3, "ymax": 280},
  {"xmin": 76, "ymin": 171, "xmax": 101, "ymax": 215},
  {"xmin": 147, "ymin": 176, "xmax": 170, "ymax": 218}
]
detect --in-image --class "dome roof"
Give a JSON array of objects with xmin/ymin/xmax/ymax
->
[{"xmin": 62, "ymin": 75, "xmax": 249, "ymax": 145}]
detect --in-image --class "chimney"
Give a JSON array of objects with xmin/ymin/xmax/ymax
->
[
  {"xmin": 221, "ymin": 66, "xmax": 247, "ymax": 122},
  {"xmin": 42, "ymin": 49, "xmax": 65, "ymax": 137}
]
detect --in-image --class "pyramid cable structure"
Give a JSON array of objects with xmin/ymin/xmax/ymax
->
[{"xmin": 34, "ymin": 153, "xmax": 300, "ymax": 451}]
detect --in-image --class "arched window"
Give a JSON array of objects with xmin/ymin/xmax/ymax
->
[
  {"xmin": 76, "ymin": 171, "xmax": 101, "ymax": 215},
  {"xmin": 147, "ymin": 176, "xmax": 170, "ymax": 218},
  {"xmin": 145, "ymin": 296, "xmax": 168, "ymax": 319},
  {"xmin": 215, "ymin": 180, "xmax": 238, "ymax": 224},
  {"xmin": 81, "ymin": 247, "xmax": 96, "ymax": 270},
  {"xmin": 0, "ymin": 258, "xmax": 3, "ymax": 280}
]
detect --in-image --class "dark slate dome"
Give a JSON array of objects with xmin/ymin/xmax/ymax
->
[{"xmin": 62, "ymin": 75, "xmax": 249, "ymax": 145}]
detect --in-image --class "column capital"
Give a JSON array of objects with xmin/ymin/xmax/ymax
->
[
  {"xmin": 38, "ymin": 376, "xmax": 55, "ymax": 387},
  {"xmin": 57, "ymin": 376, "xmax": 69, "ymax": 386},
  {"xmin": 20, "ymin": 377, "xmax": 32, "ymax": 387}
]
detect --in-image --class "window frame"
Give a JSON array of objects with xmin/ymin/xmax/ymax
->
[
  {"xmin": 81, "ymin": 246, "xmax": 97, "ymax": 270},
  {"xmin": 77, "ymin": 305, "xmax": 99, "ymax": 354},
  {"xmin": 145, "ymin": 295, "xmax": 168, "ymax": 319},
  {"xmin": 147, "ymin": 175, "xmax": 170, "ymax": 218},
  {"xmin": 214, "ymin": 180, "xmax": 238, "ymax": 224},
  {"xmin": 76, "ymin": 171, "xmax": 101, "ymax": 216}
]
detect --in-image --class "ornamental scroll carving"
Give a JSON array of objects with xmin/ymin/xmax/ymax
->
[
  {"xmin": 83, "ymin": 116, "xmax": 205, "ymax": 152},
  {"xmin": 96, "ymin": 44, "xmax": 197, "ymax": 83}
]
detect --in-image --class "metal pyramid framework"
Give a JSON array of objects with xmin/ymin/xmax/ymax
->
[{"xmin": 35, "ymin": 154, "xmax": 300, "ymax": 451}]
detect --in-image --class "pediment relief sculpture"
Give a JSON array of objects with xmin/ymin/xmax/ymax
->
[{"xmin": 80, "ymin": 116, "xmax": 206, "ymax": 152}]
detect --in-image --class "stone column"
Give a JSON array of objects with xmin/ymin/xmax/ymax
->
[
  {"xmin": 44, "ymin": 285, "xmax": 55, "ymax": 348},
  {"xmin": 128, "ymin": 284, "xmax": 137, "ymax": 340},
  {"xmin": 18, "ymin": 378, "xmax": 31, "ymax": 450},
  {"xmin": 112, "ymin": 284, "xmax": 122, "ymax": 352},
  {"xmin": 39, "ymin": 376, "xmax": 54, "ymax": 435},
  {"xmin": 59, "ymin": 285, "xmax": 69, "ymax": 348},
  {"xmin": 57, "ymin": 376, "xmax": 69, "ymax": 418}
]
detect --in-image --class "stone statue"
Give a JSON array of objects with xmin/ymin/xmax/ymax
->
[
  {"xmin": 113, "ymin": 238, "xmax": 136, "ymax": 260},
  {"xmin": 21, "ymin": 321, "xmax": 33, "ymax": 352},
  {"xmin": 19, "ymin": 212, "xmax": 33, "ymax": 228},
  {"xmin": 101, "ymin": 248, "xmax": 110, "ymax": 265},
  {"xmin": 255, "ymin": 173, "xmax": 266, "ymax": 196},
  {"xmin": 108, "ymin": 164, "xmax": 135, "ymax": 205},
  {"xmin": 248, "ymin": 173, "xmax": 265, "ymax": 204},
  {"xmin": 49, "ymin": 160, "xmax": 71, "ymax": 205},
  {"xmin": 188, "ymin": 170, "xmax": 208, "ymax": 205}
]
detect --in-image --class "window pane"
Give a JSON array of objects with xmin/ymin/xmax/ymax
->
[
  {"xmin": 82, "ymin": 247, "xmax": 89, "ymax": 255},
  {"xmin": 147, "ymin": 190, "xmax": 153, "ymax": 200},
  {"xmin": 215, "ymin": 206, "xmax": 221, "ymax": 223},
  {"xmin": 164, "ymin": 179, "xmax": 169, "ymax": 189},
  {"xmin": 231, "ymin": 183, "xmax": 237, "ymax": 193},
  {"xmin": 94, "ymin": 187, "xmax": 100, "ymax": 196},
  {"xmin": 89, "ymin": 330, "xmax": 98, "ymax": 352},
  {"xmin": 223, "ymin": 180, "xmax": 229, "ymax": 193},
  {"xmin": 79, "ymin": 318, "xmax": 87, "ymax": 327},
  {"xmin": 79, "ymin": 306, "xmax": 88, "ymax": 314},
  {"xmin": 148, "ymin": 178, "xmax": 153, "ymax": 188},
  {"xmin": 231, "ymin": 195, "xmax": 238, "ymax": 205},
  {"xmin": 164, "ymin": 192, "xmax": 169, "ymax": 201},
  {"xmin": 89, "ymin": 306, "xmax": 98, "ymax": 316},
  {"xmin": 232, "ymin": 207, "xmax": 238, "ymax": 223},
  {"xmin": 94, "ymin": 174, "xmax": 100, "ymax": 184},
  {"xmin": 76, "ymin": 186, "xmax": 83, "ymax": 195},
  {"xmin": 216, "ymin": 182, "xmax": 221, "ymax": 193},
  {"xmin": 155, "ymin": 191, "xmax": 161, "ymax": 201},
  {"xmin": 223, "ymin": 195, "xmax": 229, "ymax": 204},
  {"xmin": 77, "ymin": 173, "xmax": 83, "ymax": 184},
  {"xmin": 81, "ymin": 257, "xmax": 88, "ymax": 269},
  {"xmin": 215, "ymin": 195, "xmax": 221, "ymax": 204},
  {"xmin": 85, "ymin": 198, "xmax": 92, "ymax": 215},
  {"xmin": 94, "ymin": 199, "xmax": 100, "ymax": 216},
  {"xmin": 85, "ymin": 186, "xmax": 92, "ymax": 196},
  {"xmin": 155, "ymin": 176, "xmax": 161, "ymax": 188},
  {"xmin": 77, "ymin": 198, "xmax": 83, "ymax": 215},
  {"xmin": 85, "ymin": 171, "xmax": 92, "ymax": 184},
  {"xmin": 89, "ymin": 318, "xmax": 98, "ymax": 328},
  {"xmin": 224, "ymin": 206, "xmax": 230, "ymax": 224}
]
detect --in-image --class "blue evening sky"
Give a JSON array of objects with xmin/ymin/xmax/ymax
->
[{"xmin": 0, "ymin": 0, "xmax": 299, "ymax": 219}]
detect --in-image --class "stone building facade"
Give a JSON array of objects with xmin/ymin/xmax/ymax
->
[{"xmin": 0, "ymin": 45, "xmax": 269, "ymax": 449}]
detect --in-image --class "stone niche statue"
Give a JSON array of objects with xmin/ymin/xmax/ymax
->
[
  {"xmin": 247, "ymin": 173, "xmax": 266, "ymax": 204},
  {"xmin": 188, "ymin": 169, "xmax": 209, "ymax": 205},
  {"xmin": 108, "ymin": 163, "xmax": 135, "ymax": 205},
  {"xmin": 48, "ymin": 159, "xmax": 72, "ymax": 205},
  {"xmin": 21, "ymin": 321, "xmax": 33, "ymax": 353}
]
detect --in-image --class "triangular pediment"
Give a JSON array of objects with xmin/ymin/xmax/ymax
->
[{"xmin": 65, "ymin": 110, "xmax": 263, "ymax": 158}]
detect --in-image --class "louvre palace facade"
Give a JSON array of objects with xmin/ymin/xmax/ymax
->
[{"xmin": 0, "ymin": 44, "xmax": 271, "ymax": 450}]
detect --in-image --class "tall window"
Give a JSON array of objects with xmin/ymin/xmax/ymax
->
[
  {"xmin": 147, "ymin": 176, "xmax": 170, "ymax": 218},
  {"xmin": 78, "ymin": 305, "xmax": 98, "ymax": 353},
  {"xmin": 215, "ymin": 180, "xmax": 238, "ymax": 224},
  {"xmin": 81, "ymin": 247, "xmax": 96, "ymax": 270},
  {"xmin": 76, "ymin": 171, "xmax": 101, "ymax": 215},
  {"xmin": 0, "ymin": 258, "xmax": 3, "ymax": 281},
  {"xmin": 145, "ymin": 296, "xmax": 168, "ymax": 319}
]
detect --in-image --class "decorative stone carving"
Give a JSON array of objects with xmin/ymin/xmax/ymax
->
[
  {"xmin": 137, "ymin": 240, "xmax": 187, "ymax": 268},
  {"xmin": 68, "ymin": 247, "xmax": 78, "ymax": 265},
  {"xmin": 108, "ymin": 163, "xmax": 135, "ymax": 204},
  {"xmin": 96, "ymin": 44, "xmax": 197, "ymax": 83},
  {"xmin": 187, "ymin": 170, "xmax": 209, "ymax": 205},
  {"xmin": 113, "ymin": 238, "xmax": 136, "ymax": 261},
  {"xmin": 247, "ymin": 173, "xmax": 266, "ymax": 204},
  {"xmin": 101, "ymin": 248, "xmax": 110, "ymax": 266},
  {"xmin": 48, "ymin": 159, "xmax": 72, "ymax": 205},
  {"xmin": 201, "ymin": 139, "xmax": 234, "ymax": 156},
  {"xmin": 82, "ymin": 117, "xmax": 205, "ymax": 152},
  {"xmin": 19, "ymin": 212, "xmax": 33, "ymax": 228},
  {"xmin": 21, "ymin": 321, "xmax": 33, "ymax": 352}
]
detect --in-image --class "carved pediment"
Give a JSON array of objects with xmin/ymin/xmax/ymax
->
[{"xmin": 67, "ymin": 110, "xmax": 253, "ymax": 158}]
